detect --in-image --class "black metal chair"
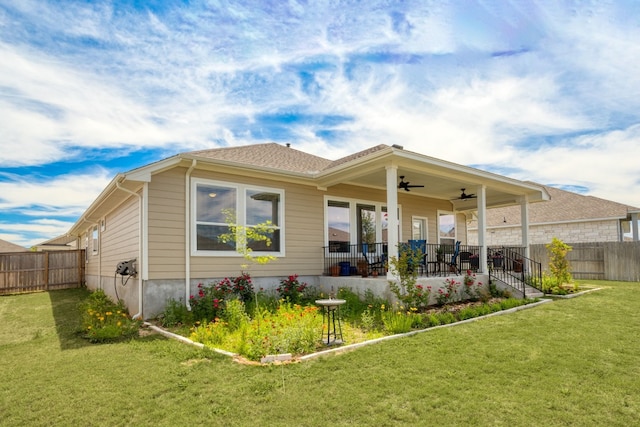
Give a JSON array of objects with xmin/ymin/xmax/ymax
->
[{"xmin": 362, "ymin": 243, "xmax": 386, "ymax": 276}]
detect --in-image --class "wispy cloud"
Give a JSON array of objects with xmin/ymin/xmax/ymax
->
[{"xmin": 1, "ymin": 0, "xmax": 640, "ymax": 247}]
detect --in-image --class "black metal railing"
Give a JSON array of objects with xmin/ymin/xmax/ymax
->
[
  {"xmin": 322, "ymin": 242, "xmax": 483, "ymax": 278},
  {"xmin": 488, "ymin": 246, "xmax": 543, "ymax": 298}
]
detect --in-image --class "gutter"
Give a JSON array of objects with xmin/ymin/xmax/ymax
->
[
  {"xmin": 185, "ymin": 159, "xmax": 197, "ymax": 310},
  {"xmin": 115, "ymin": 179, "xmax": 144, "ymax": 319}
]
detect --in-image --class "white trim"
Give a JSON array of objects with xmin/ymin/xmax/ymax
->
[{"xmin": 191, "ymin": 178, "xmax": 285, "ymax": 257}]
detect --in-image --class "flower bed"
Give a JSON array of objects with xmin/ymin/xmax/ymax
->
[{"xmin": 158, "ymin": 273, "xmax": 540, "ymax": 362}]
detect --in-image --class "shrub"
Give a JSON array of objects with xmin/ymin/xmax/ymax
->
[
  {"xmin": 437, "ymin": 312, "xmax": 457, "ymax": 325},
  {"xmin": 161, "ymin": 298, "xmax": 193, "ymax": 327},
  {"xmin": 457, "ymin": 306, "xmax": 478, "ymax": 321},
  {"xmin": 436, "ymin": 278, "xmax": 459, "ymax": 305},
  {"xmin": 546, "ymin": 237, "xmax": 573, "ymax": 286},
  {"xmin": 223, "ymin": 299, "xmax": 250, "ymax": 332},
  {"xmin": 381, "ymin": 309, "xmax": 414, "ymax": 334},
  {"xmin": 79, "ymin": 289, "xmax": 140, "ymax": 343},
  {"xmin": 276, "ymin": 274, "xmax": 307, "ymax": 304},
  {"xmin": 462, "ymin": 270, "xmax": 482, "ymax": 301},
  {"xmin": 190, "ymin": 318, "xmax": 229, "ymax": 346}
]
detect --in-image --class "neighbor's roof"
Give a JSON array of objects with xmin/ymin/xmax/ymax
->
[
  {"xmin": 478, "ymin": 184, "xmax": 640, "ymax": 226},
  {"xmin": 0, "ymin": 238, "xmax": 27, "ymax": 253}
]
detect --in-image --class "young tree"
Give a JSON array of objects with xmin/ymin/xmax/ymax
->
[{"xmin": 546, "ymin": 237, "xmax": 573, "ymax": 286}]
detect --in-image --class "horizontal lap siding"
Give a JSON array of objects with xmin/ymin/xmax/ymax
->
[
  {"xmin": 189, "ymin": 171, "xmax": 325, "ymax": 278},
  {"xmin": 99, "ymin": 194, "xmax": 140, "ymax": 276},
  {"xmin": 145, "ymin": 170, "xmax": 463, "ymax": 280},
  {"xmin": 147, "ymin": 168, "xmax": 186, "ymax": 279}
]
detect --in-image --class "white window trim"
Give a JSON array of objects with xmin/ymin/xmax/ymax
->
[
  {"xmin": 191, "ymin": 178, "xmax": 285, "ymax": 257},
  {"xmin": 324, "ymin": 196, "xmax": 402, "ymax": 245}
]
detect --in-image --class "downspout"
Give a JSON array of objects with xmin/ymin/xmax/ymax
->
[
  {"xmin": 185, "ymin": 159, "xmax": 197, "ymax": 310},
  {"xmin": 116, "ymin": 180, "xmax": 143, "ymax": 319}
]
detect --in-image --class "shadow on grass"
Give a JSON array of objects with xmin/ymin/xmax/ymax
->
[{"xmin": 48, "ymin": 288, "xmax": 93, "ymax": 350}]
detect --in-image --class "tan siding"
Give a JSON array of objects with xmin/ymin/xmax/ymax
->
[
  {"xmin": 145, "ymin": 169, "xmax": 468, "ymax": 280},
  {"xmin": 147, "ymin": 168, "xmax": 186, "ymax": 279},
  {"xmin": 99, "ymin": 194, "xmax": 140, "ymax": 276}
]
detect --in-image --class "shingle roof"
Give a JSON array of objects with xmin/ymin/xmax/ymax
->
[
  {"xmin": 0, "ymin": 238, "xmax": 27, "ymax": 253},
  {"xmin": 187, "ymin": 143, "xmax": 393, "ymax": 175},
  {"xmin": 484, "ymin": 184, "xmax": 640, "ymax": 226},
  {"xmin": 187, "ymin": 143, "xmax": 333, "ymax": 174}
]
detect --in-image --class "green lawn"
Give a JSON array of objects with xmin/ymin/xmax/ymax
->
[{"xmin": 1, "ymin": 281, "xmax": 639, "ymax": 426}]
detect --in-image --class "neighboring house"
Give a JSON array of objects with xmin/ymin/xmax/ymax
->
[
  {"xmin": 0, "ymin": 238, "xmax": 27, "ymax": 253},
  {"xmin": 67, "ymin": 143, "xmax": 549, "ymax": 318},
  {"xmin": 33, "ymin": 234, "xmax": 78, "ymax": 251},
  {"xmin": 467, "ymin": 184, "xmax": 640, "ymax": 246}
]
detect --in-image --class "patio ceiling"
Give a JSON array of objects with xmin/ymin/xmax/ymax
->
[{"xmin": 316, "ymin": 146, "xmax": 548, "ymax": 211}]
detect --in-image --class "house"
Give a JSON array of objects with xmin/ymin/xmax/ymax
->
[
  {"xmin": 467, "ymin": 184, "xmax": 640, "ymax": 246},
  {"xmin": 67, "ymin": 143, "xmax": 549, "ymax": 318},
  {"xmin": 0, "ymin": 238, "xmax": 27, "ymax": 253},
  {"xmin": 33, "ymin": 234, "xmax": 78, "ymax": 251}
]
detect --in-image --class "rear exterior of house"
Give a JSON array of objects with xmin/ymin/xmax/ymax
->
[{"xmin": 70, "ymin": 143, "xmax": 548, "ymax": 319}]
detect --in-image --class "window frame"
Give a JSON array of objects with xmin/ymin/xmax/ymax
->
[
  {"xmin": 324, "ymin": 196, "xmax": 401, "ymax": 248},
  {"xmin": 191, "ymin": 178, "xmax": 285, "ymax": 257}
]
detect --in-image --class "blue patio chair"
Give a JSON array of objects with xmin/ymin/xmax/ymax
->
[
  {"xmin": 448, "ymin": 241, "xmax": 461, "ymax": 274},
  {"xmin": 408, "ymin": 239, "xmax": 427, "ymax": 274}
]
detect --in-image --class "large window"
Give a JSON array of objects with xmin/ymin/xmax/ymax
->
[
  {"xmin": 326, "ymin": 198, "xmax": 397, "ymax": 251},
  {"xmin": 193, "ymin": 179, "xmax": 283, "ymax": 255}
]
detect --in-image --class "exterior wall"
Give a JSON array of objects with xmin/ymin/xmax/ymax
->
[
  {"xmin": 147, "ymin": 168, "xmax": 187, "ymax": 280},
  {"xmin": 468, "ymin": 219, "xmax": 620, "ymax": 246},
  {"xmin": 84, "ymin": 191, "xmax": 141, "ymax": 314}
]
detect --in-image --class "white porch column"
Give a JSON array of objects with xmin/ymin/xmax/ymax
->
[
  {"xmin": 520, "ymin": 196, "xmax": 530, "ymax": 258},
  {"xmin": 476, "ymin": 185, "xmax": 488, "ymax": 273},
  {"xmin": 631, "ymin": 212, "xmax": 639, "ymax": 242},
  {"xmin": 386, "ymin": 165, "xmax": 399, "ymax": 279}
]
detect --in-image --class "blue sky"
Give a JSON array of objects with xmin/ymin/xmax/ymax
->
[{"xmin": 1, "ymin": 0, "xmax": 640, "ymax": 248}]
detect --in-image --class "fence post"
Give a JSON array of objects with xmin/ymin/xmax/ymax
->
[{"xmin": 44, "ymin": 252, "xmax": 49, "ymax": 291}]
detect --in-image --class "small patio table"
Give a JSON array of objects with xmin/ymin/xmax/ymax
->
[{"xmin": 315, "ymin": 298, "xmax": 346, "ymax": 345}]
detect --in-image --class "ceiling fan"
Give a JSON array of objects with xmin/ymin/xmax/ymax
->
[
  {"xmin": 398, "ymin": 176, "xmax": 425, "ymax": 192},
  {"xmin": 454, "ymin": 188, "xmax": 477, "ymax": 200}
]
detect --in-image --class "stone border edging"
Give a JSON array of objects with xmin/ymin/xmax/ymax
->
[{"xmin": 145, "ymin": 299, "xmax": 554, "ymax": 364}]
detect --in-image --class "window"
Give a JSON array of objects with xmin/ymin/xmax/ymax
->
[
  {"xmin": 438, "ymin": 211, "xmax": 456, "ymax": 246},
  {"xmin": 327, "ymin": 201, "xmax": 350, "ymax": 252},
  {"xmin": 412, "ymin": 216, "xmax": 428, "ymax": 241},
  {"xmin": 326, "ymin": 198, "xmax": 398, "ymax": 250},
  {"xmin": 193, "ymin": 179, "xmax": 283, "ymax": 255},
  {"xmin": 92, "ymin": 226, "xmax": 99, "ymax": 255}
]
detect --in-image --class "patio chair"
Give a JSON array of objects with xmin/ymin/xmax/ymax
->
[
  {"xmin": 459, "ymin": 251, "xmax": 472, "ymax": 272},
  {"xmin": 448, "ymin": 241, "xmax": 461, "ymax": 274},
  {"xmin": 408, "ymin": 239, "xmax": 427, "ymax": 274},
  {"xmin": 362, "ymin": 243, "xmax": 386, "ymax": 276}
]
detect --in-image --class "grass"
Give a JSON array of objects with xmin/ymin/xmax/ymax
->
[{"xmin": 1, "ymin": 281, "xmax": 639, "ymax": 426}]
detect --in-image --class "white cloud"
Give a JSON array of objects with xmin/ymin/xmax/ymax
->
[{"xmin": 0, "ymin": 171, "xmax": 112, "ymax": 214}]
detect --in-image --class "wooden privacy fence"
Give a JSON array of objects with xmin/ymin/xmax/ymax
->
[
  {"xmin": 0, "ymin": 250, "xmax": 85, "ymax": 295},
  {"xmin": 530, "ymin": 242, "xmax": 640, "ymax": 282}
]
